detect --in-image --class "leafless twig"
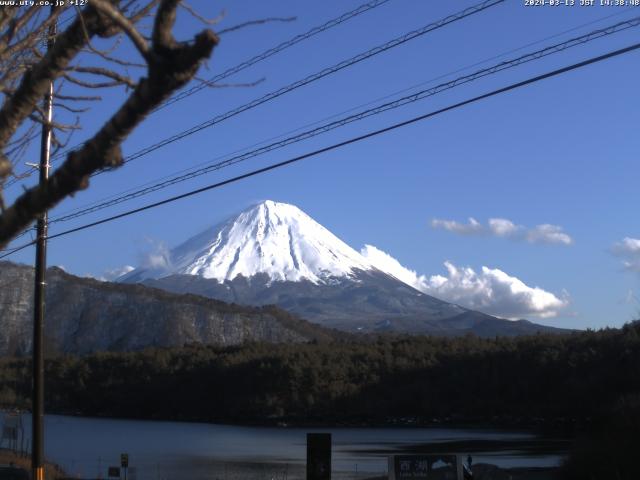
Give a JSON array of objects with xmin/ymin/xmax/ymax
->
[
  {"xmin": 180, "ymin": 1, "xmax": 225, "ymax": 26},
  {"xmin": 218, "ymin": 16, "xmax": 296, "ymax": 36}
]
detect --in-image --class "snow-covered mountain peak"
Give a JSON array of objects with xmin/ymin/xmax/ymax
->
[{"xmin": 121, "ymin": 200, "xmax": 374, "ymax": 284}]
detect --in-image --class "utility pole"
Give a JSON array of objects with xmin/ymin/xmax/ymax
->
[{"xmin": 32, "ymin": 9, "xmax": 56, "ymax": 480}]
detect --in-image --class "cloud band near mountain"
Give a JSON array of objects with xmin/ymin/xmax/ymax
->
[{"xmin": 361, "ymin": 245, "xmax": 568, "ymax": 320}]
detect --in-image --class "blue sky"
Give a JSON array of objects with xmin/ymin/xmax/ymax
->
[{"xmin": 4, "ymin": 0, "xmax": 640, "ymax": 329}]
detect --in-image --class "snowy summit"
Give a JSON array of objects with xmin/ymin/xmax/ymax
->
[{"xmin": 121, "ymin": 200, "xmax": 374, "ymax": 284}]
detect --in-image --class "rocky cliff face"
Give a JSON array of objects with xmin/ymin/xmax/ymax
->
[{"xmin": 0, "ymin": 262, "xmax": 333, "ymax": 356}]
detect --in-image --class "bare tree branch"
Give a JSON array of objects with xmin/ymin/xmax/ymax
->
[
  {"xmin": 0, "ymin": 9, "xmax": 18, "ymax": 34},
  {"xmin": 0, "ymin": 153, "xmax": 11, "ymax": 182},
  {"xmin": 0, "ymin": 0, "xmax": 218, "ymax": 247},
  {"xmin": 66, "ymin": 66, "xmax": 137, "ymax": 88},
  {"xmin": 56, "ymin": 93, "xmax": 102, "ymax": 102},
  {"xmin": 50, "ymin": 119, "xmax": 80, "ymax": 153},
  {"xmin": 53, "ymin": 102, "xmax": 90, "ymax": 114},
  {"xmin": 128, "ymin": 0, "xmax": 161, "ymax": 23},
  {"xmin": 84, "ymin": 43, "xmax": 146, "ymax": 68},
  {"xmin": 92, "ymin": 0, "xmax": 150, "ymax": 60},
  {"xmin": 194, "ymin": 76, "xmax": 265, "ymax": 89},
  {"xmin": 180, "ymin": 1, "xmax": 225, "ymax": 26},
  {"xmin": 0, "ymin": 9, "xmax": 62, "ymax": 60},
  {"xmin": 28, "ymin": 109, "xmax": 81, "ymax": 131},
  {"xmin": 0, "ymin": 5, "xmax": 103, "ymax": 151},
  {"xmin": 1, "ymin": 7, "xmax": 38, "ymax": 48},
  {"xmin": 218, "ymin": 16, "xmax": 296, "ymax": 36},
  {"xmin": 62, "ymin": 72, "xmax": 132, "ymax": 89},
  {"xmin": 152, "ymin": 0, "xmax": 179, "ymax": 49}
]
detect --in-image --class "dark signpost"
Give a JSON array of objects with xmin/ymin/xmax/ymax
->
[
  {"xmin": 307, "ymin": 433, "xmax": 331, "ymax": 480},
  {"xmin": 388, "ymin": 454, "xmax": 462, "ymax": 480},
  {"xmin": 121, "ymin": 453, "xmax": 129, "ymax": 480}
]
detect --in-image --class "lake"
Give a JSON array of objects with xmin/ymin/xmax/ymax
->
[{"xmin": 0, "ymin": 412, "xmax": 568, "ymax": 480}]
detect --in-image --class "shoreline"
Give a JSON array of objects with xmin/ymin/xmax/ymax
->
[{"xmin": 0, "ymin": 406, "xmax": 583, "ymax": 434}]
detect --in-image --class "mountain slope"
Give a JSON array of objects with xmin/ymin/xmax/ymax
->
[
  {"xmin": 141, "ymin": 271, "xmax": 568, "ymax": 336},
  {"xmin": 120, "ymin": 200, "xmax": 569, "ymax": 336},
  {"xmin": 0, "ymin": 261, "xmax": 336, "ymax": 356}
]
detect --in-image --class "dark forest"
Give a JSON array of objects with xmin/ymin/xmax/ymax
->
[{"xmin": 1, "ymin": 322, "xmax": 639, "ymax": 427}]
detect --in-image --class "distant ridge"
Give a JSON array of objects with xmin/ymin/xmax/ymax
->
[{"xmin": 0, "ymin": 261, "xmax": 337, "ymax": 356}]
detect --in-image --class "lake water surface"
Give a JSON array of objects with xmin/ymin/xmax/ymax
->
[{"xmin": 1, "ymin": 412, "xmax": 568, "ymax": 480}]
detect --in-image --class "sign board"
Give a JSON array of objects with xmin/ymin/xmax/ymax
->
[
  {"xmin": 388, "ymin": 454, "xmax": 462, "ymax": 480},
  {"xmin": 108, "ymin": 466, "xmax": 120, "ymax": 477},
  {"xmin": 306, "ymin": 433, "xmax": 331, "ymax": 480},
  {"xmin": 121, "ymin": 453, "xmax": 129, "ymax": 468}
]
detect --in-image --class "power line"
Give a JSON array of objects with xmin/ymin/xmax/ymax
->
[
  {"xmin": 29, "ymin": 41, "xmax": 640, "ymax": 247},
  {"xmin": 4, "ymin": 40, "xmax": 638, "ymax": 257},
  {"xmin": 46, "ymin": 16, "xmax": 640, "ymax": 225},
  {"xmin": 10, "ymin": 3, "xmax": 635, "ymax": 195},
  {"xmin": 157, "ymin": 0, "xmax": 394, "ymax": 112},
  {"xmin": 48, "ymin": 9, "xmax": 640, "ymax": 222},
  {"xmin": 0, "ymin": 241, "xmax": 34, "ymax": 259},
  {"xmin": 4, "ymin": 0, "xmax": 393, "ymax": 187},
  {"xmin": 90, "ymin": 0, "xmax": 502, "ymax": 175},
  {"xmin": 35, "ymin": 0, "xmax": 501, "ymax": 183},
  {"xmin": 377, "ymin": 6, "xmax": 639, "ymax": 107}
]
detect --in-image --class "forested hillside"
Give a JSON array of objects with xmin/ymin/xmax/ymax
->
[
  {"xmin": 1, "ymin": 322, "xmax": 638, "ymax": 426},
  {"xmin": 0, "ymin": 262, "xmax": 337, "ymax": 356}
]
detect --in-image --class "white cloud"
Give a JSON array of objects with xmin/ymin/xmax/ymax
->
[
  {"xmin": 361, "ymin": 245, "xmax": 568, "ymax": 320},
  {"xmin": 85, "ymin": 265, "xmax": 135, "ymax": 282},
  {"xmin": 526, "ymin": 224, "xmax": 573, "ymax": 245},
  {"xmin": 360, "ymin": 245, "xmax": 428, "ymax": 291},
  {"xmin": 612, "ymin": 237, "xmax": 640, "ymax": 272},
  {"xmin": 101, "ymin": 265, "xmax": 135, "ymax": 281},
  {"xmin": 431, "ymin": 217, "xmax": 573, "ymax": 246},
  {"xmin": 488, "ymin": 218, "xmax": 521, "ymax": 237},
  {"xmin": 614, "ymin": 237, "xmax": 640, "ymax": 254},
  {"xmin": 424, "ymin": 262, "xmax": 569, "ymax": 319},
  {"xmin": 140, "ymin": 238, "xmax": 172, "ymax": 270},
  {"xmin": 430, "ymin": 217, "xmax": 483, "ymax": 235}
]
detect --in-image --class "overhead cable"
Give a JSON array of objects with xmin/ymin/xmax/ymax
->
[
  {"xmin": 158, "ymin": 0, "xmax": 394, "ymax": 111},
  {"xmin": 29, "ymin": 41, "xmax": 640, "ymax": 247},
  {"xmin": 96, "ymin": 0, "xmax": 503, "ymax": 173},
  {"xmin": 47, "ymin": 16, "xmax": 640, "ymax": 225},
  {"xmin": 4, "ymin": 0, "xmax": 394, "ymax": 187},
  {"xmin": 4, "ymin": 40, "xmax": 639, "ymax": 257},
  {"xmin": 36, "ymin": 0, "xmax": 501, "ymax": 181}
]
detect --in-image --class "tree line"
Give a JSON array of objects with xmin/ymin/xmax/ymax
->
[{"xmin": 1, "ymin": 321, "xmax": 639, "ymax": 429}]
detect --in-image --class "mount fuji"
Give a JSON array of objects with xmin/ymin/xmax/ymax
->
[
  {"xmin": 120, "ymin": 201, "xmax": 564, "ymax": 336},
  {"xmin": 121, "ymin": 200, "xmax": 374, "ymax": 285}
]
